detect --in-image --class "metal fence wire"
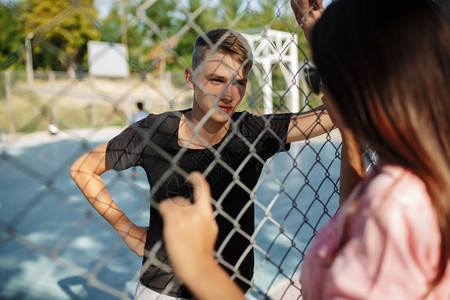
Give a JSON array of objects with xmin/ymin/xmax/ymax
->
[{"xmin": 0, "ymin": 1, "xmax": 377, "ymax": 299}]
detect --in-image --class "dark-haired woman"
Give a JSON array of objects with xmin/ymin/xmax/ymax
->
[{"xmin": 159, "ymin": 0, "xmax": 450, "ymax": 299}]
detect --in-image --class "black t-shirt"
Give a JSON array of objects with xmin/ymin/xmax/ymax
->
[{"xmin": 106, "ymin": 109, "xmax": 291, "ymax": 298}]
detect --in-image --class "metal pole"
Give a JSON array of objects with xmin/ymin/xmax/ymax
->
[
  {"xmin": 263, "ymin": 61, "xmax": 273, "ymax": 114},
  {"xmin": 289, "ymin": 34, "xmax": 299, "ymax": 112},
  {"xmin": 120, "ymin": 0, "xmax": 128, "ymax": 46},
  {"xmin": 49, "ymin": 70, "xmax": 57, "ymax": 126},
  {"xmin": 25, "ymin": 33, "xmax": 34, "ymax": 90},
  {"xmin": 5, "ymin": 70, "xmax": 16, "ymax": 134}
]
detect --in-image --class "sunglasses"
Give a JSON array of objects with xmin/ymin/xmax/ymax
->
[{"xmin": 304, "ymin": 67, "xmax": 322, "ymax": 95}]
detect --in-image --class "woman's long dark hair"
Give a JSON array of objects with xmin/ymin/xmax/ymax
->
[{"xmin": 311, "ymin": 0, "xmax": 450, "ymax": 290}]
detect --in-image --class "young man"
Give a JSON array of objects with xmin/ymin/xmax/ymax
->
[{"xmin": 71, "ymin": 28, "xmax": 333, "ymax": 299}]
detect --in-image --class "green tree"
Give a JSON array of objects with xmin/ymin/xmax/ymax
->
[
  {"xmin": 173, "ymin": 0, "xmax": 222, "ymax": 68},
  {"xmin": 100, "ymin": 2, "xmax": 146, "ymax": 72},
  {"xmin": 97, "ymin": 0, "xmax": 308, "ymax": 72},
  {"xmin": 23, "ymin": 0, "xmax": 100, "ymax": 71},
  {"xmin": 0, "ymin": 1, "xmax": 26, "ymax": 70},
  {"xmin": 101, "ymin": 0, "xmax": 186, "ymax": 72}
]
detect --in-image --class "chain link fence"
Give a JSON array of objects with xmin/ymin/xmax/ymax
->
[{"xmin": 0, "ymin": 1, "xmax": 375, "ymax": 299}]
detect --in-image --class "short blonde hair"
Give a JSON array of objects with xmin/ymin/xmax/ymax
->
[{"xmin": 192, "ymin": 29, "xmax": 253, "ymax": 75}]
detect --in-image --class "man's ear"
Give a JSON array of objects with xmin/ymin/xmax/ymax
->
[{"xmin": 184, "ymin": 68, "xmax": 194, "ymax": 90}]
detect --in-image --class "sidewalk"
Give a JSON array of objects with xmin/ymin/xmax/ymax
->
[{"xmin": 0, "ymin": 127, "xmax": 124, "ymax": 148}]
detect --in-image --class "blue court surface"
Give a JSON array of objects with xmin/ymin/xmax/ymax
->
[{"xmin": 0, "ymin": 128, "xmax": 341, "ymax": 299}]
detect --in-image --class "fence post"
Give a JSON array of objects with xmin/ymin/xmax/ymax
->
[
  {"xmin": 49, "ymin": 70, "xmax": 58, "ymax": 126},
  {"xmin": 25, "ymin": 33, "xmax": 34, "ymax": 90},
  {"xmin": 263, "ymin": 60, "xmax": 273, "ymax": 114},
  {"xmin": 5, "ymin": 70, "xmax": 15, "ymax": 134},
  {"xmin": 146, "ymin": 73, "xmax": 152, "ymax": 111}
]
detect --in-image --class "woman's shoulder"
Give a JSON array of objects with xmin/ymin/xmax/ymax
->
[
  {"xmin": 358, "ymin": 163, "xmax": 439, "ymax": 252},
  {"xmin": 363, "ymin": 163, "xmax": 429, "ymax": 212}
]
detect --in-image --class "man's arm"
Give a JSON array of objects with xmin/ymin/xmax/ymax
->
[
  {"xmin": 286, "ymin": 105, "xmax": 334, "ymax": 143},
  {"xmin": 70, "ymin": 142, "xmax": 146, "ymax": 256},
  {"xmin": 287, "ymin": 0, "xmax": 330, "ymax": 143}
]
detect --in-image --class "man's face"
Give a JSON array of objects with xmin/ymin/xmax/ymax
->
[{"xmin": 186, "ymin": 50, "xmax": 248, "ymax": 123}]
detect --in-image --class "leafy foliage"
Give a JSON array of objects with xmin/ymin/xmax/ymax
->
[
  {"xmin": 0, "ymin": 1, "xmax": 26, "ymax": 70},
  {"xmin": 23, "ymin": 0, "xmax": 100, "ymax": 71},
  {"xmin": 1, "ymin": 0, "xmax": 308, "ymax": 72}
]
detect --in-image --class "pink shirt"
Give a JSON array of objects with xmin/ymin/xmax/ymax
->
[{"xmin": 300, "ymin": 163, "xmax": 450, "ymax": 299}]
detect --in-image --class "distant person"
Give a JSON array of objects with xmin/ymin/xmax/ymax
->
[
  {"xmin": 129, "ymin": 102, "xmax": 149, "ymax": 178},
  {"xmin": 131, "ymin": 102, "xmax": 149, "ymax": 124},
  {"xmin": 70, "ymin": 26, "xmax": 334, "ymax": 299},
  {"xmin": 159, "ymin": 0, "xmax": 450, "ymax": 299}
]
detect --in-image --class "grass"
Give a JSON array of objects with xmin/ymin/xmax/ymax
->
[
  {"xmin": 0, "ymin": 88, "xmax": 128, "ymax": 134},
  {"xmin": 0, "ymin": 72, "xmax": 323, "ymax": 135}
]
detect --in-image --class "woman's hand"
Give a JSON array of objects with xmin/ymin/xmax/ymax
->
[
  {"xmin": 291, "ymin": 0, "xmax": 324, "ymax": 42},
  {"xmin": 160, "ymin": 172, "xmax": 245, "ymax": 300},
  {"xmin": 159, "ymin": 172, "xmax": 218, "ymax": 282}
]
